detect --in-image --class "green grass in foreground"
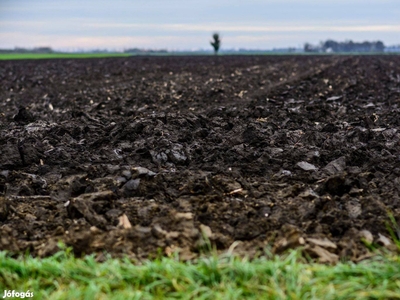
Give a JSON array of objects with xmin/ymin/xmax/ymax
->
[
  {"xmin": 0, "ymin": 53, "xmax": 131, "ymax": 60},
  {"xmin": 1, "ymin": 249, "xmax": 400, "ymax": 300}
]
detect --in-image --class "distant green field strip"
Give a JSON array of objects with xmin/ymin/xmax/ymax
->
[
  {"xmin": 0, "ymin": 53, "xmax": 131, "ymax": 60},
  {"xmin": 0, "ymin": 53, "xmax": 395, "ymax": 60},
  {"xmin": 1, "ymin": 249, "xmax": 400, "ymax": 299}
]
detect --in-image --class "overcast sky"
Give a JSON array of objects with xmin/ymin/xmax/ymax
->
[{"xmin": 1, "ymin": 0, "xmax": 399, "ymax": 51}]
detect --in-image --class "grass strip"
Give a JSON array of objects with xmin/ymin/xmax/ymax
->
[
  {"xmin": 1, "ymin": 53, "xmax": 397, "ymax": 61},
  {"xmin": 1, "ymin": 249, "xmax": 400, "ymax": 299},
  {"xmin": 0, "ymin": 53, "xmax": 131, "ymax": 60}
]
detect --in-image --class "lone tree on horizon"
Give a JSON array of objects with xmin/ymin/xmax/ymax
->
[{"xmin": 210, "ymin": 33, "xmax": 221, "ymax": 55}]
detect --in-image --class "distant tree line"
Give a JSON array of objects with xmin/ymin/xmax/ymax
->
[
  {"xmin": 304, "ymin": 40, "xmax": 385, "ymax": 53},
  {"xmin": 0, "ymin": 47, "xmax": 54, "ymax": 54},
  {"xmin": 123, "ymin": 48, "xmax": 168, "ymax": 54}
]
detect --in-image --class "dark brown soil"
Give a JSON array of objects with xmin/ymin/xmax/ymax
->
[{"xmin": 1, "ymin": 55, "xmax": 400, "ymax": 262}]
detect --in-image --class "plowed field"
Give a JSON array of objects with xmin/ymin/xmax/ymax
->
[{"xmin": 1, "ymin": 55, "xmax": 400, "ymax": 262}]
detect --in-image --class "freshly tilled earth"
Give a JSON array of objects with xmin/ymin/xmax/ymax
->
[{"xmin": 1, "ymin": 55, "xmax": 400, "ymax": 262}]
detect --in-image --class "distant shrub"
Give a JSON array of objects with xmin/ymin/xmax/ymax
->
[{"xmin": 210, "ymin": 33, "xmax": 221, "ymax": 55}]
